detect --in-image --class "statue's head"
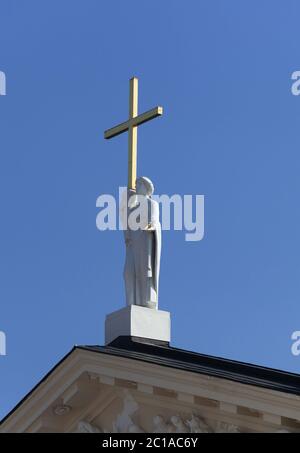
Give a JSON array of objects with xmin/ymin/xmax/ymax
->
[{"xmin": 136, "ymin": 176, "xmax": 154, "ymax": 196}]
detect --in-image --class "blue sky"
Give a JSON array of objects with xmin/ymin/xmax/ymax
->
[{"xmin": 1, "ymin": 0, "xmax": 300, "ymax": 419}]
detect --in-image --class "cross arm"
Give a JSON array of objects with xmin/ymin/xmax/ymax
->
[
  {"xmin": 104, "ymin": 106, "xmax": 163, "ymax": 140},
  {"xmin": 132, "ymin": 106, "xmax": 163, "ymax": 128},
  {"xmin": 104, "ymin": 119, "xmax": 130, "ymax": 140}
]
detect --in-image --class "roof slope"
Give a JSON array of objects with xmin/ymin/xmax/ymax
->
[{"xmin": 79, "ymin": 336, "xmax": 300, "ymax": 396}]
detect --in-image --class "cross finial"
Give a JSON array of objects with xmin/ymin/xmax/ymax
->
[{"xmin": 104, "ymin": 77, "xmax": 163, "ymax": 190}]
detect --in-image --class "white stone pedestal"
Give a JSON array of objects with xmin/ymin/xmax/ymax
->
[{"xmin": 105, "ymin": 305, "xmax": 171, "ymax": 345}]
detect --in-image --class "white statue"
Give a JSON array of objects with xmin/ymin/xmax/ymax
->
[
  {"xmin": 113, "ymin": 390, "xmax": 144, "ymax": 433},
  {"xmin": 122, "ymin": 177, "xmax": 161, "ymax": 309},
  {"xmin": 186, "ymin": 414, "xmax": 212, "ymax": 433}
]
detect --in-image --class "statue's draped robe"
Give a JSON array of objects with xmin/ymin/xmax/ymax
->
[{"xmin": 123, "ymin": 191, "xmax": 161, "ymax": 308}]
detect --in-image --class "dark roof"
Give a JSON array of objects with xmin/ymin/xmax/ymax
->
[
  {"xmin": 1, "ymin": 336, "xmax": 300, "ymax": 425},
  {"xmin": 79, "ymin": 336, "xmax": 300, "ymax": 396}
]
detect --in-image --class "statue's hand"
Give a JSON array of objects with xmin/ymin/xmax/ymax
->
[
  {"xmin": 145, "ymin": 223, "xmax": 155, "ymax": 231},
  {"xmin": 124, "ymin": 229, "xmax": 131, "ymax": 246}
]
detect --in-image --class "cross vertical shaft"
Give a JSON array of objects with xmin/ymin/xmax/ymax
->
[{"xmin": 128, "ymin": 77, "xmax": 138, "ymax": 190}]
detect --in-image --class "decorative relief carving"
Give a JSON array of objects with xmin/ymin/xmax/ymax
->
[
  {"xmin": 80, "ymin": 390, "xmax": 242, "ymax": 434},
  {"xmin": 153, "ymin": 415, "xmax": 174, "ymax": 433},
  {"xmin": 215, "ymin": 421, "xmax": 240, "ymax": 433},
  {"xmin": 186, "ymin": 414, "xmax": 212, "ymax": 433},
  {"xmin": 152, "ymin": 414, "xmax": 212, "ymax": 433},
  {"xmin": 169, "ymin": 415, "xmax": 190, "ymax": 433},
  {"xmin": 112, "ymin": 390, "xmax": 144, "ymax": 433},
  {"xmin": 77, "ymin": 420, "xmax": 101, "ymax": 433}
]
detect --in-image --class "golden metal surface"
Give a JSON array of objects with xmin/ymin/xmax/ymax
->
[{"xmin": 104, "ymin": 77, "xmax": 163, "ymax": 190}]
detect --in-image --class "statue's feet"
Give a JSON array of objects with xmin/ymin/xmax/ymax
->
[{"xmin": 144, "ymin": 301, "xmax": 158, "ymax": 310}]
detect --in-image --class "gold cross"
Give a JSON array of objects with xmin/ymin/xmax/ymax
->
[{"xmin": 104, "ymin": 77, "xmax": 163, "ymax": 190}]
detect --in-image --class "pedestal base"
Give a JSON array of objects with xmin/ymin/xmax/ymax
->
[{"xmin": 105, "ymin": 305, "xmax": 171, "ymax": 345}]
